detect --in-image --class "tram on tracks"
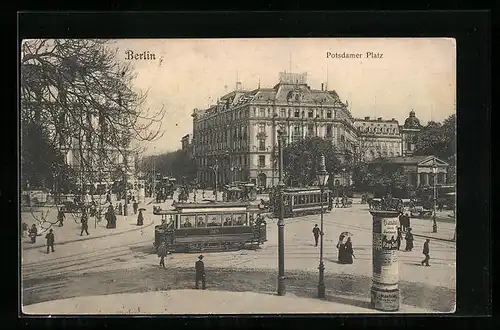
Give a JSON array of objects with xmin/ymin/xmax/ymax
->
[
  {"xmin": 153, "ymin": 201, "xmax": 267, "ymax": 253},
  {"xmin": 269, "ymin": 187, "xmax": 332, "ymax": 218}
]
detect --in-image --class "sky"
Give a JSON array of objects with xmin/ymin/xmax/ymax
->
[{"xmin": 109, "ymin": 38, "xmax": 456, "ymax": 155}]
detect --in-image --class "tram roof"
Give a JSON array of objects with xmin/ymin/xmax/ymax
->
[
  {"xmin": 173, "ymin": 201, "xmax": 250, "ymax": 209},
  {"xmin": 283, "ymin": 187, "xmax": 331, "ymax": 193}
]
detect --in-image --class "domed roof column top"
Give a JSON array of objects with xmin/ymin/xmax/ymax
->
[{"xmin": 404, "ymin": 109, "xmax": 422, "ymax": 129}]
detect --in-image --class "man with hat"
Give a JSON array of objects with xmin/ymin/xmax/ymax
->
[
  {"xmin": 45, "ymin": 228, "xmax": 55, "ymax": 254},
  {"xmin": 195, "ymin": 255, "xmax": 206, "ymax": 290}
]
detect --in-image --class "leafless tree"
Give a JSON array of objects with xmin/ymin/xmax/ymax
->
[{"xmin": 21, "ymin": 39, "xmax": 166, "ymax": 229}]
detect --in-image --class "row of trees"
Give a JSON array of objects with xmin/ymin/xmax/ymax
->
[
  {"xmin": 21, "ymin": 39, "xmax": 166, "ymax": 197},
  {"xmin": 141, "ymin": 149, "xmax": 197, "ymax": 184}
]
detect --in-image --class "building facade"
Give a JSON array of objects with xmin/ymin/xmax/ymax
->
[
  {"xmin": 370, "ymin": 155, "xmax": 449, "ymax": 188},
  {"xmin": 191, "ymin": 72, "xmax": 423, "ymax": 189},
  {"xmin": 353, "ymin": 116, "xmax": 402, "ymax": 161},
  {"xmin": 400, "ymin": 109, "xmax": 422, "ymax": 156}
]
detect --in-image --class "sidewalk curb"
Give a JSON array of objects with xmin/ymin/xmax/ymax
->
[
  {"xmin": 22, "ymin": 218, "xmax": 155, "ymax": 250},
  {"xmin": 412, "ymin": 233, "xmax": 455, "ymax": 243}
]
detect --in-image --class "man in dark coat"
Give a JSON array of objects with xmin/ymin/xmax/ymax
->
[
  {"xmin": 80, "ymin": 209, "xmax": 89, "ymax": 236},
  {"xmin": 29, "ymin": 224, "xmax": 38, "ymax": 243},
  {"xmin": 404, "ymin": 228, "xmax": 414, "ymax": 251},
  {"xmin": 397, "ymin": 227, "xmax": 403, "ymax": 250},
  {"xmin": 45, "ymin": 229, "xmax": 55, "ymax": 254},
  {"xmin": 312, "ymin": 224, "xmax": 320, "ymax": 247},
  {"xmin": 195, "ymin": 255, "xmax": 206, "ymax": 290},
  {"xmin": 133, "ymin": 200, "xmax": 139, "ymax": 215},
  {"xmin": 158, "ymin": 241, "xmax": 168, "ymax": 268},
  {"xmin": 57, "ymin": 209, "xmax": 65, "ymax": 227},
  {"xmin": 421, "ymin": 239, "xmax": 431, "ymax": 266}
]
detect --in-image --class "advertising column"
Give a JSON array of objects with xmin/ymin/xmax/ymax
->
[{"xmin": 370, "ymin": 210, "xmax": 401, "ymax": 311}]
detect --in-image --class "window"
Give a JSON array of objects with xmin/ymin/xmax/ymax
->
[
  {"xmin": 259, "ymin": 108, "xmax": 265, "ymax": 117},
  {"xmin": 293, "ymin": 125, "xmax": 301, "ymax": 136},
  {"xmin": 294, "ymin": 109, "xmax": 300, "ymax": 117},
  {"xmin": 308, "ymin": 110, "xmax": 314, "ymax": 118},
  {"xmin": 253, "ymin": 109, "xmax": 257, "ymax": 117},
  {"xmin": 267, "ymin": 109, "xmax": 271, "ymax": 117},
  {"xmin": 340, "ymin": 135, "xmax": 345, "ymax": 143},
  {"xmin": 259, "ymin": 139, "xmax": 266, "ymax": 151},
  {"xmin": 326, "ymin": 110, "xmax": 332, "ymax": 118},
  {"xmin": 259, "ymin": 124, "xmax": 266, "ymax": 133},
  {"xmin": 326, "ymin": 124, "xmax": 333, "ymax": 137},
  {"xmin": 307, "ymin": 123, "xmax": 315, "ymax": 136},
  {"xmin": 280, "ymin": 109, "xmax": 286, "ymax": 117},
  {"xmin": 259, "ymin": 155, "xmax": 266, "ymax": 167}
]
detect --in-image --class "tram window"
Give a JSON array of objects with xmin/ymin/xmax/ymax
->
[
  {"xmin": 233, "ymin": 214, "xmax": 245, "ymax": 226},
  {"xmin": 196, "ymin": 215, "xmax": 207, "ymax": 228},
  {"xmin": 248, "ymin": 213, "xmax": 255, "ymax": 226},
  {"xmin": 208, "ymin": 215, "xmax": 222, "ymax": 227},
  {"xmin": 293, "ymin": 196, "xmax": 298, "ymax": 205},
  {"xmin": 223, "ymin": 215, "xmax": 233, "ymax": 226},
  {"xmin": 181, "ymin": 216, "xmax": 193, "ymax": 228}
]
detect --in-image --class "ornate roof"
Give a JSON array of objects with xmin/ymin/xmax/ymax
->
[{"xmin": 403, "ymin": 109, "xmax": 422, "ymax": 129}]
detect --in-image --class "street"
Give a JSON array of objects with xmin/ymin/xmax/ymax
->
[{"xmin": 21, "ymin": 194, "xmax": 456, "ymax": 313}]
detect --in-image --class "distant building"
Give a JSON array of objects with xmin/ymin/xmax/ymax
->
[
  {"xmin": 353, "ymin": 116, "xmax": 402, "ymax": 161},
  {"xmin": 370, "ymin": 155, "xmax": 449, "ymax": 188},
  {"xmin": 181, "ymin": 134, "xmax": 193, "ymax": 158},
  {"xmin": 189, "ymin": 71, "xmax": 426, "ymax": 189},
  {"xmin": 191, "ymin": 72, "xmax": 358, "ymax": 188},
  {"xmin": 400, "ymin": 109, "xmax": 422, "ymax": 156}
]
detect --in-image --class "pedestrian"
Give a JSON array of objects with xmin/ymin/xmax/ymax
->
[
  {"xmin": 133, "ymin": 200, "xmax": 138, "ymax": 215},
  {"xmin": 29, "ymin": 224, "xmax": 38, "ymax": 243},
  {"xmin": 45, "ymin": 228, "xmax": 55, "ymax": 254},
  {"xmin": 80, "ymin": 209, "xmax": 89, "ymax": 236},
  {"xmin": 118, "ymin": 202, "xmax": 123, "ymax": 216},
  {"xmin": 336, "ymin": 234, "xmax": 345, "ymax": 263},
  {"xmin": 343, "ymin": 237, "xmax": 355, "ymax": 264},
  {"xmin": 335, "ymin": 196, "xmax": 340, "ymax": 208},
  {"xmin": 195, "ymin": 255, "xmax": 206, "ymax": 290},
  {"xmin": 158, "ymin": 240, "xmax": 168, "ymax": 269},
  {"xmin": 136, "ymin": 208, "xmax": 144, "ymax": 226},
  {"xmin": 421, "ymin": 239, "xmax": 431, "ymax": 266},
  {"xmin": 202, "ymin": 190, "xmax": 205, "ymax": 199},
  {"xmin": 57, "ymin": 208, "xmax": 65, "ymax": 227},
  {"xmin": 193, "ymin": 192, "xmax": 197, "ymax": 203},
  {"xmin": 106, "ymin": 192, "xmax": 111, "ymax": 204},
  {"xmin": 404, "ymin": 228, "xmax": 414, "ymax": 251},
  {"xmin": 312, "ymin": 224, "xmax": 320, "ymax": 247},
  {"xmin": 397, "ymin": 227, "xmax": 403, "ymax": 250},
  {"xmin": 22, "ymin": 222, "xmax": 28, "ymax": 238}
]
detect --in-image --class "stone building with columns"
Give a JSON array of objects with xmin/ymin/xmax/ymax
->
[
  {"xmin": 191, "ymin": 72, "xmax": 358, "ymax": 188},
  {"xmin": 370, "ymin": 155, "xmax": 449, "ymax": 188}
]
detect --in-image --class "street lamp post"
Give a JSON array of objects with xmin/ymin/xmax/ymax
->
[
  {"xmin": 212, "ymin": 159, "xmax": 219, "ymax": 201},
  {"xmin": 316, "ymin": 154, "xmax": 329, "ymax": 299},
  {"xmin": 432, "ymin": 161, "xmax": 438, "ymax": 233},
  {"xmin": 277, "ymin": 129, "xmax": 286, "ymax": 296}
]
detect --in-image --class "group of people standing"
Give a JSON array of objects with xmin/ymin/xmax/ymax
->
[{"xmin": 312, "ymin": 225, "xmax": 355, "ymax": 264}]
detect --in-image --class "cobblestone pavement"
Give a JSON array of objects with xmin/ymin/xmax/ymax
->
[{"xmin": 21, "ymin": 201, "xmax": 455, "ymax": 313}]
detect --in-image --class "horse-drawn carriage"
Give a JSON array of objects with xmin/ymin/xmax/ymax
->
[{"xmin": 223, "ymin": 182, "xmax": 257, "ymax": 202}]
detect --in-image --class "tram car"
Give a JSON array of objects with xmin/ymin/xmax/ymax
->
[
  {"xmin": 153, "ymin": 202, "xmax": 267, "ymax": 253},
  {"xmin": 270, "ymin": 187, "xmax": 332, "ymax": 218}
]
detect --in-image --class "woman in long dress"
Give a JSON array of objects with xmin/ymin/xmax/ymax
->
[
  {"xmin": 344, "ymin": 237, "xmax": 354, "ymax": 264},
  {"xmin": 336, "ymin": 234, "xmax": 345, "ymax": 263},
  {"xmin": 404, "ymin": 228, "xmax": 414, "ymax": 251}
]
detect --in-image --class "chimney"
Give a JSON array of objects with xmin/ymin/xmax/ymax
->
[
  {"xmin": 321, "ymin": 83, "xmax": 324, "ymax": 91},
  {"xmin": 391, "ymin": 118, "xmax": 395, "ymax": 121},
  {"xmin": 364, "ymin": 116, "xmax": 370, "ymax": 120},
  {"xmin": 377, "ymin": 117, "xmax": 382, "ymax": 121}
]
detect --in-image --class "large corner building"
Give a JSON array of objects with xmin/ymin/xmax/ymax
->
[{"xmin": 191, "ymin": 72, "xmax": 422, "ymax": 188}]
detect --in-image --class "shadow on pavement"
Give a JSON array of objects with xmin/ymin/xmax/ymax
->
[{"xmin": 23, "ymin": 266, "xmax": 455, "ymax": 313}]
